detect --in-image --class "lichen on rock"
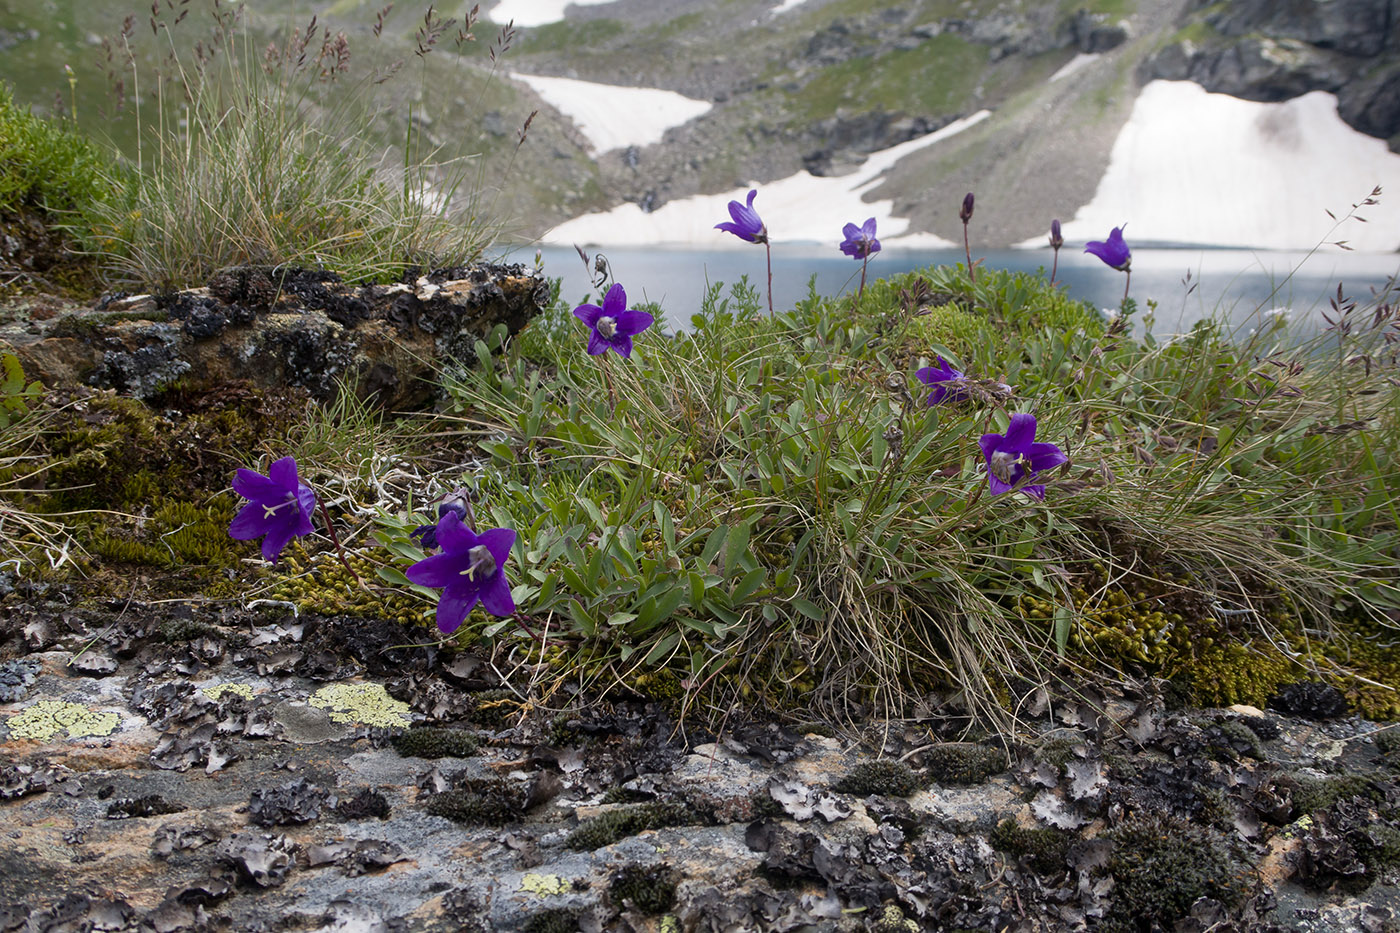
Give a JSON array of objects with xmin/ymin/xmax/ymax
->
[
  {"xmin": 307, "ymin": 682, "xmax": 411, "ymax": 728},
  {"xmin": 5, "ymin": 699, "xmax": 122, "ymax": 741}
]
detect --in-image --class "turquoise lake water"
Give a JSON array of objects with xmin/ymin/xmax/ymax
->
[{"xmin": 516, "ymin": 244, "xmax": 1400, "ymax": 339}]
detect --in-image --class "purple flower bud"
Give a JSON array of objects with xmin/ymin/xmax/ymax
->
[
  {"xmin": 1049, "ymin": 219, "xmax": 1063, "ymax": 250},
  {"xmin": 1085, "ymin": 225, "xmax": 1131, "ymax": 272},
  {"xmin": 715, "ymin": 188, "xmax": 768, "ymax": 244},
  {"xmin": 959, "ymin": 192, "xmax": 975, "ymax": 223}
]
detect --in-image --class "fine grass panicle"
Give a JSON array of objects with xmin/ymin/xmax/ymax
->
[{"xmin": 83, "ymin": 2, "xmax": 516, "ymax": 290}]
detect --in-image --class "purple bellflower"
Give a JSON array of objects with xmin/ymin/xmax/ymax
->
[
  {"xmin": 229, "ymin": 455, "xmax": 316, "ymax": 563},
  {"xmin": 1085, "ymin": 225, "xmax": 1132, "ymax": 304},
  {"xmin": 573, "ymin": 283, "xmax": 654, "ymax": 359},
  {"xmin": 959, "ymin": 192, "xmax": 977, "ymax": 283},
  {"xmin": 914, "ymin": 357, "xmax": 967, "ymax": 405},
  {"xmin": 716, "ymin": 188, "xmax": 774, "ymax": 313},
  {"xmin": 840, "ymin": 218, "xmax": 880, "ymax": 259},
  {"xmin": 841, "ymin": 217, "xmax": 880, "ymax": 302},
  {"xmin": 406, "ymin": 512, "xmax": 516, "ymax": 635},
  {"xmin": 715, "ymin": 189, "xmax": 767, "ymax": 243},
  {"xmin": 978, "ymin": 413, "xmax": 1068, "ymax": 500},
  {"xmin": 1084, "ymin": 225, "xmax": 1131, "ymax": 271},
  {"xmin": 410, "ymin": 490, "xmax": 470, "ymax": 551}
]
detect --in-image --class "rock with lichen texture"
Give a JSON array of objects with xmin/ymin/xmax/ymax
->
[{"xmin": 0, "ymin": 263, "xmax": 548, "ymax": 410}]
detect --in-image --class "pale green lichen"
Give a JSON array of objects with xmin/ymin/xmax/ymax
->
[
  {"xmin": 308, "ymin": 683, "xmax": 410, "ymax": 728},
  {"xmin": 521, "ymin": 873, "xmax": 570, "ymax": 896},
  {"xmin": 203, "ymin": 682, "xmax": 254, "ymax": 701},
  {"xmin": 6, "ymin": 700, "xmax": 122, "ymax": 740}
]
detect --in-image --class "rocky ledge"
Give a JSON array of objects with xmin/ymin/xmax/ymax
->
[
  {"xmin": 0, "ymin": 263, "xmax": 550, "ymax": 411},
  {"xmin": 2, "ymin": 592, "xmax": 1398, "ymax": 933}
]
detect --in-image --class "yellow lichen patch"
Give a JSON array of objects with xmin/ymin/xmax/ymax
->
[
  {"xmin": 308, "ymin": 682, "xmax": 410, "ymax": 728},
  {"xmin": 520, "ymin": 873, "xmax": 570, "ymax": 896},
  {"xmin": 6, "ymin": 700, "xmax": 122, "ymax": 741},
  {"xmin": 203, "ymin": 683, "xmax": 254, "ymax": 701}
]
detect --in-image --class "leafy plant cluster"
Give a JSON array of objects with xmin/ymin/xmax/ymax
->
[{"xmin": 352, "ymin": 256, "xmax": 1400, "ymax": 722}]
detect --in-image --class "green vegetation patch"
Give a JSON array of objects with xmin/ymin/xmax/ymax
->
[
  {"xmin": 834, "ymin": 759, "xmax": 923, "ymax": 797},
  {"xmin": 391, "ymin": 726, "xmax": 480, "ymax": 759},
  {"xmin": 990, "ymin": 819, "xmax": 1073, "ymax": 875},
  {"xmin": 0, "ymin": 82, "xmax": 109, "ymax": 215},
  {"xmin": 1103, "ymin": 814, "xmax": 1249, "ymax": 933},
  {"xmin": 564, "ymin": 801, "xmax": 693, "ymax": 850},
  {"xmin": 790, "ymin": 35, "xmax": 988, "ymax": 122}
]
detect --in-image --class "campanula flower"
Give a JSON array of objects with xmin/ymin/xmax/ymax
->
[
  {"xmin": 959, "ymin": 192, "xmax": 975, "ymax": 223},
  {"xmin": 1085, "ymin": 225, "xmax": 1131, "ymax": 271},
  {"xmin": 1049, "ymin": 219, "xmax": 1064, "ymax": 250},
  {"xmin": 840, "ymin": 217, "xmax": 880, "ymax": 260},
  {"xmin": 914, "ymin": 357, "xmax": 967, "ymax": 405},
  {"xmin": 715, "ymin": 189, "xmax": 767, "ymax": 244},
  {"xmin": 573, "ymin": 283, "xmax": 654, "ymax": 358},
  {"xmin": 978, "ymin": 413, "xmax": 1068, "ymax": 500},
  {"xmin": 228, "ymin": 455, "xmax": 316, "ymax": 563},
  {"xmin": 410, "ymin": 490, "xmax": 470, "ymax": 550},
  {"xmin": 406, "ymin": 512, "xmax": 515, "ymax": 634}
]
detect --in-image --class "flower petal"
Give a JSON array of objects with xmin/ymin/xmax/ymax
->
[
  {"xmin": 435, "ymin": 583, "xmax": 480, "ymax": 634},
  {"xmin": 294, "ymin": 485, "xmax": 317, "ymax": 534},
  {"xmin": 602, "ymin": 282, "xmax": 627, "ymax": 316},
  {"xmin": 614, "ymin": 309, "xmax": 654, "ymax": 337},
  {"xmin": 1026, "ymin": 441, "xmax": 1069, "ymax": 472},
  {"xmin": 406, "ymin": 551, "xmax": 469, "ymax": 588},
  {"xmin": 610, "ymin": 333, "xmax": 635, "ymax": 358},
  {"xmin": 261, "ymin": 522, "xmax": 295, "ymax": 563},
  {"xmin": 573, "ymin": 303, "xmax": 602, "ymax": 326},
  {"xmin": 1020, "ymin": 484, "xmax": 1047, "ymax": 500},
  {"xmin": 987, "ymin": 473, "xmax": 1015, "ymax": 496},
  {"xmin": 476, "ymin": 528, "xmax": 516, "ymax": 571},
  {"xmin": 232, "ymin": 468, "xmax": 282, "ymax": 502},
  {"xmin": 434, "ymin": 511, "xmax": 477, "ymax": 554},
  {"xmin": 1003, "ymin": 413, "xmax": 1038, "ymax": 452},
  {"xmin": 587, "ymin": 330, "xmax": 610, "ymax": 355},
  {"xmin": 267, "ymin": 456, "xmax": 300, "ymax": 492},
  {"xmin": 479, "ymin": 575, "xmax": 515, "ymax": 617},
  {"xmin": 978, "ymin": 432, "xmax": 1004, "ymax": 463},
  {"xmin": 229, "ymin": 501, "xmax": 272, "ymax": 540}
]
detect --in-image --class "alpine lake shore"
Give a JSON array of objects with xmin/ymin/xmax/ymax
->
[{"xmin": 5, "ymin": 67, "xmax": 1400, "ymax": 933}]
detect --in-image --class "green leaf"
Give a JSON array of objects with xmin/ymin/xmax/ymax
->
[
  {"xmin": 723, "ymin": 521, "xmax": 750, "ymax": 577},
  {"xmin": 791, "ymin": 598, "xmax": 826, "ymax": 622},
  {"xmin": 732, "ymin": 567, "xmax": 766, "ymax": 604},
  {"xmin": 699, "ymin": 525, "xmax": 728, "ymax": 567}
]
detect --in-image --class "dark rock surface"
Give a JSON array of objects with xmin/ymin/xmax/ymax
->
[
  {"xmin": 2, "ymin": 593, "xmax": 1399, "ymax": 931},
  {"xmin": 0, "ymin": 263, "xmax": 550, "ymax": 410},
  {"xmin": 1146, "ymin": 0, "xmax": 1400, "ymax": 147}
]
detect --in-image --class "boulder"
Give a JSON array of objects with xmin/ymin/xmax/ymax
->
[{"xmin": 0, "ymin": 263, "xmax": 549, "ymax": 410}]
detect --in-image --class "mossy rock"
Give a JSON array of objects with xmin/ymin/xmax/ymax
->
[
  {"xmin": 924, "ymin": 743, "xmax": 1008, "ymax": 785},
  {"xmin": 989, "ymin": 819, "xmax": 1072, "ymax": 875},
  {"xmin": 1102, "ymin": 814, "xmax": 1249, "ymax": 933},
  {"xmin": 608, "ymin": 863, "xmax": 679, "ymax": 915},
  {"xmin": 833, "ymin": 759, "xmax": 923, "ymax": 797},
  {"xmin": 390, "ymin": 726, "xmax": 479, "ymax": 760},
  {"xmin": 564, "ymin": 801, "xmax": 692, "ymax": 851}
]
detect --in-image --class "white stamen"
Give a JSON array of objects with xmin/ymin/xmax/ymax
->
[
  {"xmin": 990, "ymin": 450, "xmax": 1022, "ymax": 484},
  {"xmin": 460, "ymin": 544, "xmax": 497, "ymax": 580},
  {"xmin": 596, "ymin": 315, "xmax": 618, "ymax": 338}
]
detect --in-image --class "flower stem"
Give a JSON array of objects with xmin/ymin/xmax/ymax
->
[
  {"xmin": 857, "ymin": 256, "xmax": 868, "ymax": 304},
  {"xmin": 601, "ymin": 351, "xmax": 617, "ymax": 414},
  {"xmin": 1050, "ymin": 248, "xmax": 1059, "ymax": 286},
  {"xmin": 1122, "ymin": 269, "xmax": 1131, "ymax": 306},
  {"xmin": 963, "ymin": 221, "xmax": 975, "ymax": 283},
  {"xmin": 318, "ymin": 498, "xmax": 367, "ymax": 590},
  {"xmin": 764, "ymin": 240, "xmax": 774, "ymax": 314}
]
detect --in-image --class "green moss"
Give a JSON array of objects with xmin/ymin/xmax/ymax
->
[
  {"xmin": 1292, "ymin": 775, "xmax": 1383, "ymax": 816},
  {"xmin": 833, "ymin": 759, "xmax": 923, "ymax": 797},
  {"xmin": 521, "ymin": 908, "xmax": 578, "ymax": 933},
  {"xmin": 1103, "ymin": 815, "xmax": 1249, "ymax": 933},
  {"xmin": 989, "ymin": 819, "xmax": 1072, "ymax": 875},
  {"xmin": 924, "ymin": 744, "xmax": 1007, "ymax": 785},
  {"xmin": 467, "ymin": 689, "xmax": 525, "ymax": 727},
  {"xmin": 391, "ymin": 726, "xmax": 479, "ymax": 760},
  {"xmin": 1375, "ymin": 728, "xmax": 1400, "ymax": 768},
  {"xmin": 564, "ymin": 801, "xmax": 692, "ymax": 851},
  {"xmin": 608, "ymin": 863, "xmax": 679, "ymax": 914}
]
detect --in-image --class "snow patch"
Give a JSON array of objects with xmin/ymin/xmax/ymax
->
[
  {"xmin": 487, "ymin": 0, "xmax": 615, "ymax": 28},
  {"xmin": 771, "ymin": 0, "xmax": 811, "ymax": 14},
  {"xmin": 1046, "ymin": 80, "xmax": 1400, "ymax": 251},
  {"xmin": 512, "ymin": 73, "xmax": 711, "ymax": 152},
  {"xmin": 544, "ymin": 110, "xmax": 991, "ymax": 247}
]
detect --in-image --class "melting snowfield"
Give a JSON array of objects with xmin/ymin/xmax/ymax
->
[
  {"xmin": 510, "ymin": 73, "xmax": 712, "ymax": 152},
  {"xmin": 486, "ymin": 0, "xmax": 616, "ymax": 27},
  {"xmin": 1055, "ymin": 80, "xmax": 1400, "ymax": 251},
  {"xmin": 544, "ymin": 112, "xmax": 991, "ymax": 248}
]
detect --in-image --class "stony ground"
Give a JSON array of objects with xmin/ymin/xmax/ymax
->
[{"xmin": 2, "ymin": 584, "xmax": 1399, "ymax": 933}]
